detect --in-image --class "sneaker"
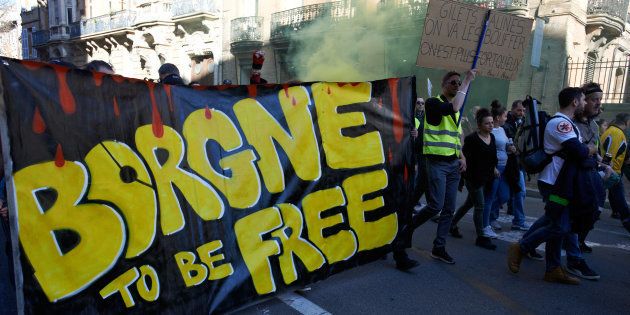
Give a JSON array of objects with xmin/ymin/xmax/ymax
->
[
  {"xmin": 544, "ymin": 267, "xmax": 580, "ymax": 285},
  {"xmin": 475, "ymin": 236, "xmax": 497, "ymax": 250},
  {"xmin": 566, "ymin": 260, "xmax": 600, "ymax": 280},
  {"xmin": 525, "ymin": 249, "xmax": 544, "ymax": 261},
  {"xmin": 449, "ymin": 225, "xmax": 463, "ymax": 238},
  {"xmin": 507, "ymin": 243, "xmax": 523, "ymax": 273},
  {"xmin": 482, "ymin": 226, "xmax": 498, "ymax": 239},
  {"xmin": 431, "ymin": 247, "xmax": 455, "ymax": 264},
  {"xmin": 490, "ymin": 220, "xmax": 502, "ymax": 230},
  {"xmin": 395, "ymin": 257, "xmax": 420, "ymax": 271},
  {"xmin": 511, "ymin": 223, "xmax": 531, "ymax": 231},
  {"xmin": 579, "ymin": 242, "xmax": 593, "ymax": 254}
]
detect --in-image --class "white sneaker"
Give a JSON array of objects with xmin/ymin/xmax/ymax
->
[
  {"xmin": 483, "ymin": 226, "xmax": 498, "ymax": 239},
  {"xmin": 490, "ymin": 220, "xmax": 502, "ymax": 230},
  {"xmin": 511, "ymin": 223, "xmax": 531, "ymax": 231}
]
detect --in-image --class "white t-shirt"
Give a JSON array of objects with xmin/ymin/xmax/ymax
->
[{"xmin": 538, "ymin": 112, "xmax": 582, "ymax": 185}]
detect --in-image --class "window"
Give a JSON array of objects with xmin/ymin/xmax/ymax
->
[{"xmin": 67, "ymin": 8, "xmax": 73, "ymax": 23}]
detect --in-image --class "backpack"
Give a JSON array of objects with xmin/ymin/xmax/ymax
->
[{"xmin": 515, "ymin": 96, "xmax": 555, "ymax": 174}]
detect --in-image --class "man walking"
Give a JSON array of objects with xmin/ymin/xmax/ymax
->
[
  {"xmin": 395, "ymin": 69, "xmax": 476, "ymax": 265},
  {"xmin": 600, "ymin": 113, "xmax": 630, "ymax": 234},
  {"xmin": 507, "ymin": 87, "xmax": 597, "ymax": 284}
]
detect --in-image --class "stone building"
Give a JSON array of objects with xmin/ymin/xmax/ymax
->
[
  {"xmin": 0, "ymin": 0, "xmax": 21, "ymax": 59},
  {"xmin": 20, "ymin": 0, "xmax": 630, "ymax": 112}
]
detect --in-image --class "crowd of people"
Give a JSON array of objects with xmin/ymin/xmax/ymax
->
[
  {"xmin": 395, "ymin": 69, "xmax": 630, "ymax": 285},
  {"xmin": 1, "ymin": 57, "xmax": 630, "ymax": 298}
]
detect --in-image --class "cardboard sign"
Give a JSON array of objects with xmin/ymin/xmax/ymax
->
[{"xmin": 416, "ymin": 0, "xmax": 534, "ymax": 80}]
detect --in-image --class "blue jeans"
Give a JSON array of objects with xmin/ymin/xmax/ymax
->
[
  {"xmin": 522, "ymin": 214, "xmax": 583, "ymax": 263},
  {"xmin": 484, "ymin": 164, "xmax": 507, "ymax": 227},
  {"xmin": 520, "ymin": 184, "xmax": 571, "ymax": 271},
  {"xmin": 509, "ymin": 170, "xmax": 527, "ymax": 226},
  {"xmin": 420, "ymin": 158, "xmax": 461, "ymax": 248},
  {"xmin": 608, "ymin": 179, "xmax": 630, "ymax": 221}
]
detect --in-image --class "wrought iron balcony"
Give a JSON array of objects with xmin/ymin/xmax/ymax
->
[
  {"xmin": 49, "ymin": 25, "xmax": 70, "ymax": 41},
  {"xmin": 587, "ymin": 0, "xmax": 630, "ymax": 36},
  {"xmin": 32, "ymin": 30, "xmax": 49, "ymax": 46},
  {"xmin": 172, "ymin": 0, "xmax": 219, "ymax": 17},
  {"xmin": 69, "ymin": 21, "xmax": 80, "ymax": 38},
  {"xmin": 134, "ymin": 1, "xmax": 173, "ymax": 25},
  {"xmin": 80, "ymin": 10, "xmax": 136, "ymax": 36},
  {"xmin": 270, "ymin": 1, "xmax": 354, "ymax": 40},
  {"xmin": 377, "ymin": 0, "xmax": 429, "ymax": 18},
  {"xmin": 231, "ymin": 16, "xmax": 264, "ymax": 43}
]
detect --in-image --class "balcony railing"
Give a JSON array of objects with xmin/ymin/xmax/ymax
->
[
  {"xmin": 587, "ymin": 0, "xmax": 630, "ymax": 23},
  {"xmin": 32, "ymin": 30, "xmax": 49, "ymax": 46},
  {"xmin": 172, "ymin": 0, "xmax": 219, "ymax": 17},
  {"xmin": 49, "ymin": 25, "xmax": 70, "ymax": 40},
  {"xmin": 377, "ymin": 0, "xmax": 430, "ymax": 18},
  {"xmin": 231, "ymin": 16, "xmax": 264, "ymax": 43},
  {"xmin": 80, "ymin": 10, "xmax": 136, "ymax": 36},
  {"xmin": 69, "ymin": 21, "xmax": 80, "ymax": 38},
  {"xmin": 135, "ymin": 2, "xmax": 173, "ymax": 24},
  {"xmin": 270, "ymin": 1, "xmax": 354, "ymax": 40}
]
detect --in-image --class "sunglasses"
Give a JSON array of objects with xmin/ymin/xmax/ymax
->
[{"xmin": 449, "ymin": 80, "xmax": 462, "ymax": 86}]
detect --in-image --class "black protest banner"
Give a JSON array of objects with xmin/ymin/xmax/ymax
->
[
  {"xmin": 416, "ymin": 0, "xmax": 533, "ymax": 80},
  {"xmin": 0, "ymin": 58, "xmax": 416, "ymax": 313}
]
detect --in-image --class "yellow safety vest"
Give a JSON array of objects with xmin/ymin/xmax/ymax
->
[{"xmin": 422, "ymin": 95, "xmax": 462, "ymax": 157}]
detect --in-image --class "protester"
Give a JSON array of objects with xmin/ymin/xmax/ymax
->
[
  {"xmin": 158, "ymin": 63, "xmax": 185, "ymax": 85},
  {"xmin": 410, "ymin": 97, "xmax": 428, "ymax": 209},
  {"xmin": 571, "ymin": 82, "xmax": 606, "ymax": 254},
  {"xmin": 597, "ymin": 118, "xmax": 609, "ymax": 135},
  {"xmin": 449, "ymin": 108, "xmax": 498, "ymax": 250},
  {"xmin": 508, "ymin": 87, "xmax": 598, "ymax": 285},
  {"xmin": 484, "ymin": 101, "xmax": 526, "ymax": 237},
  {"xmin": 503, "ymin": 100, "xmax": 526, "ymax": 216},
  {"xmin": 84, "ymin": 60, "xmax": 114, "ymax": 74},
  {"xmin": 395, "ymin": 69, "xmax": 476, "ymax": 266},
  {"xmin": 250, "ymin": 50, "xmax": 268, "ymax": 84},
  {"xmin": 600, "ymin": 113, "xmax": 630, "ymax": 232}
]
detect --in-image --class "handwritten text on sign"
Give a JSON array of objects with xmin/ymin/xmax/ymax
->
[{"xmin": 416, "ymin": 0, "xmax": 534, "ymax": 80}]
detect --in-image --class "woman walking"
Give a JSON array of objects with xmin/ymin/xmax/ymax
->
[{"xmin": 449, "ymin": 108, "xmax": 499, "ymax": 250}]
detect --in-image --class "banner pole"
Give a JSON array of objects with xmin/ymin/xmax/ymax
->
[
  {"xmin": 457, "ymin": 10, "xmax": 491, "ymax": 126},
  {"xmin": 0, "ymin": 58, "xmax": 25, "ymax": 315}
]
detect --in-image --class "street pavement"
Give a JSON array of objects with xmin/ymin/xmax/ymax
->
[{"xmin": 236, "ymin": 192, "xmax": 630, "ymax": 315}]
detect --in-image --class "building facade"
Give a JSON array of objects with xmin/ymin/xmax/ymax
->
[
  {"xmin": 1, "ymin": 0, "xmax": 21, "ymax": 59},
  {"xmin": 20, "ymin": 0, "xmax": 630, "ymax": 112}
]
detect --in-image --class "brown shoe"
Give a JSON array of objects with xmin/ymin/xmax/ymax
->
[
  {"xmin": 544, "ymin": 267, "xmax": 581, "ymax": 285},
  {"xmin": 507, "ymin": 243, "xmax": 523, "ymax": 273}
]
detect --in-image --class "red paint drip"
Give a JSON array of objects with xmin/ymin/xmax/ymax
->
[
  {"xmin": 327, "ymin": 86, "xmax": 331, "ymax": 95},
  {"xmin": 215, "ymin": 84, "xmax": 232, "ymax": 91},
  {"xmin": 113, "ymin": 97, "xmax": 120, "ymax": 117},
  {"xmin": 205, "ymin": 106, "xmax": 212, "ymax": 119},
  {"xmin": 147, "ymin": 82, "xmax": 164, "ymax": 138},
  {"xmin": 111, "ymin": 75, "xmax": 125, "ymax": 83},
  {"xmin": 291, "ymin": 96, "xmax": 297, "ymax": 106},
  {"xmin": 192, "ymin": 85, "xmax": 206, "ymax": 91},
  {"xmin": 378, "ymin": 97, "xmax": 383, "ymax": 109},
  {"xmin": 32, "ymin": 107, "xmax": 46, "ymax": 134},
  {"xmin": 247, "ymin": 85, "xmax": 257, "ymax": 98},
  {"xmin": 93, "ymin": 72, "xmax": 105, "ymax": 86},
  {"xmin": 389, "ymin": 78, "xmax": 403, "ymax": 143},
  {"xmin": 350, "ymin": 82, "xmax": 360, "ymax": 86},
  {"xmin": 337, "ymin": 83, "xmax": 347, "ymax": 87},
  {"xmin": 403, "ymin": 165, "xmax": 409, "ymax": 183},
  {"xmin": 50, "ymin": 65, "xmax": 76, "ymax": 114},
  {"xmin": 54, "ymin": 144, "xmax": 65, "ymax": 167},
  {"xmin": 21, "ymin": 60, "xmax": 45, "ymax": 70},
  {"xmin": 388, "ymin": 148, "xmax": 393, "ymax": 163},
  {"xmin": 164, "ymin": 85, "xmax": 174, "ymax": 112},
  {"xmin": 283, "ymin": 84, "xmax": 290, "ymax": 98}
]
